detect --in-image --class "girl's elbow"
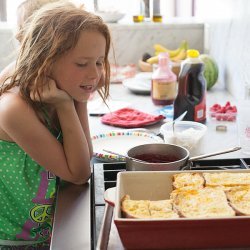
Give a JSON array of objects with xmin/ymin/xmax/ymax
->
[{"xmin": 72, "ymin": 169, "xmax": 91, "ymax": 185}]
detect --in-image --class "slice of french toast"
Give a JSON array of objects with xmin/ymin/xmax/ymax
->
[
  {"xmin": 172, "ymin": 187, "xmax": 236, "ymax": 218},
  {"xmin": 121, "ymin": 195, "xmax": 179, "ymax": 219},
  {"xmin": 203, "ymin": 172, "xmax": 250, "ymax": 187},
  {"xmin": 172, "ymin": 172, "xmax": 205, "ymax": 190},
  {"xmin": 121, "ymin": 195, "xmax": 151, "ymax": 218},
  {"xmin": 149, "ymin": 200, "xmax": 179, "ymax": 219},
  {"xmin": 226, "ymin": 186, "xmax": 250, "ymax": 215}
]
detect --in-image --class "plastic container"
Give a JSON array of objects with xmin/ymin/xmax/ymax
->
[
  {"xmin": 209, "ymin": 101, "xmax": 237, "ymax": 122},
  {"xmin": 173, "ymin": 49, "xmax": 207, "ymax": 123},
  {"xmin": 209, "ymin": 111, "xmax": 237, "ymax": 122},
  {"xmin": 160, "ymin": 121, "xmax": 207, "ymax": 152},
  {"xmin": 151, "ymin": 52, "xmax": 177, "ymax": 105}
]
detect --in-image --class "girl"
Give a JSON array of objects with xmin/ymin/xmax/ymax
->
[{"xmin": 0, "ymin": 1, "xmax": 110, "ymax": 248}]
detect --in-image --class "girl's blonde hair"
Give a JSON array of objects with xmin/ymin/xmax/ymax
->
[
  {"xmin": 16, "ymin": 0, "xmax": 61, "ymax": 42},
  {"xmin": 1, "ymin": 1, "xmax": 111, "ymax": 110}
]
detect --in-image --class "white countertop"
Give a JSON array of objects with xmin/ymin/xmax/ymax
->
[
  {"xmin": 89, "ymin": 83, "xmax": 245, "ymax": 159},
  {"xmin": 51, "ymin": 83, "xmax": 249, "ymax": 250}
]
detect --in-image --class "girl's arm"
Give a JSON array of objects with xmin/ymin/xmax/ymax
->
[
  {"xmin": 0, "ymin": 80, "xmax": 91, "ymax": 184},
  {"xmin": 74, "ymin": 101, "xmax": 93, "ymax": 157}
]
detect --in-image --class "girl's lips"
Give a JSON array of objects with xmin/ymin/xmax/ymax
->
[{"xmin": 80, "ymin": 85, "xmax": 93, "ymax": 93}]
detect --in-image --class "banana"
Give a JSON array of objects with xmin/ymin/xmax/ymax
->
[
  {"xmin": 146, "ymin": 55, "xmax": 158, "ymax": 65},
  {"xmin": 147, "ymin": 40, "xmax": 189, "ymax": 64},
  {"xmin": 154, "ymin": 40, "xmax": 189, "ymax": 58},
  {"xmin": 154, "ymin": 44, "xmax": 181, "ymax": 57},
  {"xmin": 170, "ymin": 48, "xmax": 187, "ymax": 62},
  {"xmin": 154, "ymin": 44, "xmax": 168, "ymax": 53}
]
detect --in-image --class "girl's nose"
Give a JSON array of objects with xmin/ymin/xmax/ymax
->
[{"xmin": 88, "ymin": 65, "xmax": 99, "ymax": 80}]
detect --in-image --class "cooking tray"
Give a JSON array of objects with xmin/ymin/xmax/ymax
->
[{"xmin": 114, "ymin": 169, "xmax": 250, "ymax": 249}]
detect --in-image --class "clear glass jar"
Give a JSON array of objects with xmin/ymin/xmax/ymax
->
[
  {"xmin": 152, "ymin": 0, "xmax": 162, "ymax": 22},
  {"xmin": 132, "ymin": 0, "xmax": 145, "ymax": 22}
]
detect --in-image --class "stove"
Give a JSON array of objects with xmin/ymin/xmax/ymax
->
[{"xmin": 90, "ymin": 158, "xmax": 250, "ymax": 249}]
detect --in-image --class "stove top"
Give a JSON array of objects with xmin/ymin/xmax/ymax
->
[{"xmin": 91, "ymin": 158, "xmax": 250, "ymax": 248}]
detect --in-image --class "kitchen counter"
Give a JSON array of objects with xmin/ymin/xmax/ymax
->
[{"xmin": 50, "ymin": 83, "xmax": 248, "ymax": 250}]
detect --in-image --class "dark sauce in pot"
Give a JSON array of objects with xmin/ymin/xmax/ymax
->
[{"xmin": 133, "ymin": 154, "xmax": 179, "ymax": 163}]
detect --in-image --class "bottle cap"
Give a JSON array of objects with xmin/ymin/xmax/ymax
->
[
  {"xmin": 153, "ymin": 52, "xmax": 176, "ymax": 82},
  {"xmin": 158, "ymin": 52, "xmax": 169, "ymax": 66},
  {"xmin": 187, "ymin": 49, "xmax": 200, "ymax": 58}
]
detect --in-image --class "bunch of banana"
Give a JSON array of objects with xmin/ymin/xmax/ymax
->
[{"xmin": 146, "ymin": 40, "xmax": 189, "ymax": 64}]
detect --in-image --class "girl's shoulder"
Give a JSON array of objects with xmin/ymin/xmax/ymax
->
[
  {"xmin": 0, "ymin": 89, "xmax": 30, "ymax": 111},
  {"xmin": 0, "ymin": 90, "xmax": 36, "ymax": 125}
]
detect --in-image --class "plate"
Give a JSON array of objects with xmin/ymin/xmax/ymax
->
[
  {"xmin": 92, "ymin": 131, "xmax": 163, "ymax": 162},
  {"xmin": 123, "ymin": 78, "xmax": 151, "ymax": 95},
  {"xmin": 88, "ymin": 98, "xmax": 130, "ymax": 116}
]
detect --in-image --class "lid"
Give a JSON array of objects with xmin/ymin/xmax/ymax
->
[
  {"xmin": 181, "ymin": 49, "xmax": 203, "ymax": 65},
  {"xmin": 187, "ymin": 49, "xmax": 200, "ymax": 58}
]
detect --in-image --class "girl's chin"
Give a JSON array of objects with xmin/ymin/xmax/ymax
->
[{"xmin": 73, "ymin": 94, "xmax": 90, "ymax": 103}]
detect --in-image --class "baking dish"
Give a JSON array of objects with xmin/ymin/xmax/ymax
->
[{"xmin": 114, "ymin": 170, "xmax": 250, "ymax": 249}]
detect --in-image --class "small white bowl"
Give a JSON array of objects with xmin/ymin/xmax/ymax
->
[
  {"xmin": 160, "ymin": 121, "xmax": 207, "ymax": 152},
  {"xmin": 96, "ymin": 11, "xmax": 125, "ymax": 23}
]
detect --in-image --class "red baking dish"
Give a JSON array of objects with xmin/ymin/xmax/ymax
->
[{"xmin": 114, "ymin": 170, "xmax": 250, "ymax": 249}]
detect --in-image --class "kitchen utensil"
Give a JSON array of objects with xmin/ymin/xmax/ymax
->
[
  {"xmin": 92, "ymin": 131, "xmax": 163, "ymax": 162},
  {"xmin": 126, "ymin": 143, "xmax": 241, "ymax": 171},
  {"xmin": 103, "ymin": 149, "xmax": 149, "ymax": 164},
  {"xmin": 189, "ymin": 146, "xmax": 241, "ymax": 161},
  {"xmin": 172, "ymin": 110, "xmax": 187, "ymax": 133}
]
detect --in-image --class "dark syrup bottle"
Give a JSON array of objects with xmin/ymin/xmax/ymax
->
[{"xmin": 173, "ymin": 49, "xmax": 207, "ymax": 123}]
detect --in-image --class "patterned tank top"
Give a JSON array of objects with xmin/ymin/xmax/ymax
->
[{"xmin": 0, "ymin": 107, "xmax": 61, "ymax": 248}]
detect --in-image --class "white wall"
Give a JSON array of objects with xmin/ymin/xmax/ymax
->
[
  {"xmin": 197, "ymin": 0, "xmax": 250, "ymax": 100},
  {"xmin": 0, "ymin": 24, "xmax": 18, "ymax": 71}
]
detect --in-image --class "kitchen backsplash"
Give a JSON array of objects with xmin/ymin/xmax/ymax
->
[{"xmin": 108, "ymin": 21, "xmax": 204, "ymax": 66}]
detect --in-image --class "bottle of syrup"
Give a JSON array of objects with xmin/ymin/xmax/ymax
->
[
  {"xmin": 151, "ymin": 52, "xmax": 177, "ymax": 105},
  {"xmin": 173, "ymin": 49, "xmax": 207, "ymax": 123}
]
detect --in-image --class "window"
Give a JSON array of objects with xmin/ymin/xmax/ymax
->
[
  {"xmin": 1, "ymin": 0, "xmax": 198, "ymax": 27},
  {"xmin": 0, "ymin": 0, "xmax": 7, "ymax": 21}
]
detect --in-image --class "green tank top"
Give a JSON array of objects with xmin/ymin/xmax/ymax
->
[{"xmin": 0, "ymin": 107, "xmax": 61, "ymax": 247}]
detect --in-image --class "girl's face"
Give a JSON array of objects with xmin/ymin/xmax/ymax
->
[{"xmin": 51, "ymin": 30, "xmax": 106, "ymax": 102}]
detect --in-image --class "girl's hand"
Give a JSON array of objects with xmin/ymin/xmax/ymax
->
[{"xmin": 30, "ymin": 77, "xmax": 72, "ymax": 106}]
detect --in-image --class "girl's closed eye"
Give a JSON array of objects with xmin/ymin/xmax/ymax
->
[{"xmin": 76, "ymin": 62, "xmax": 87, "ymax": 67}]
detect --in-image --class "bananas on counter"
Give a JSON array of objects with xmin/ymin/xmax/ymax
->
[{"xmin": 146, "ymin": 40, "xmax": 189, "ymax": 64}]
